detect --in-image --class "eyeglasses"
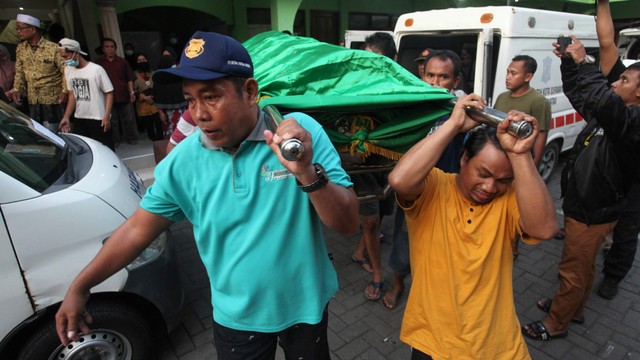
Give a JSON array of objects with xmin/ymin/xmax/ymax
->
[{"xmin": 16, "ymin": 26, "xmax": 32, "ymax": 31}]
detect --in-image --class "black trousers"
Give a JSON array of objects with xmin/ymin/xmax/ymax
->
[
  {"xmin": 411, "ymin": 348, "xmax": 434, "ymax": 360},
  {"xmin": 603, "ymin": 184, "xmax": 640, "ymax": 280},
  {"xmin": 212, "ymin": 305, "xmax": 330, "ymax": 360},
  {"xmin": 141, "ymin": 112, "xmax": 164, "ymax": 141},
  {"xmin": 73, "ymin": 117, "xmax": 114, "ymax": 151}
]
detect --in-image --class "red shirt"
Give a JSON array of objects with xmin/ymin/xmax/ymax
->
[
  {"xmin": 95, "ymin": 56, "xmax": 135, "ymax": 103},
  {"xmin": 170, "ymin": 110, "xmax": 196, "ymax": 145}
]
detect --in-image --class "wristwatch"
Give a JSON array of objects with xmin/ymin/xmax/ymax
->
[
  {"xmin": 296, "ymin": 163, "xmax": 329, "ymax": 193},
  {"xmin": 578, "ymin": 55, "xmax": 596, "ymax": 66}
]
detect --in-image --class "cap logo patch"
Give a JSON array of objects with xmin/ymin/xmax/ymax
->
[{"xmin": 185, "ymin": 38, "xmax": 205, "ymax": 59}]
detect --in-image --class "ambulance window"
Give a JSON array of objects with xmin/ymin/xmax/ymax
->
[
  {"xmin": 628, "ymin": 41, "xmax": 640, "ymax": 60},
  {"xmin": 350, "ymin": 41, "xmax": 365, "ymax": 50},
  {"xmin": 396, "ymin": 33, "xmax": 482, "ymax": 80},
  {"xmin": 483, "ymin": 34, "xmax": 502, "ymax": 104},
  {"xmin": 460, "ymin": 45, "xmax": 476, "ymax": 94}
]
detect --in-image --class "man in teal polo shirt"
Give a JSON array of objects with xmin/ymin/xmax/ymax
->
[{"xmin": 55, "ymin": 31, "xmax": 359, "ymax": 359}]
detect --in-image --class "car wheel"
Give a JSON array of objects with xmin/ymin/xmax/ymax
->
[
  {"xmin": 17, "ymin": 301, "xmax": 153, "ymax": 360},
  {"xmin": 538, "ymin": 141, "xmax": 560, "ymax": 183}
]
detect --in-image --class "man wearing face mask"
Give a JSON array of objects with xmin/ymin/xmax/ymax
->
[
  {"xmin": 96, "ymin": 38, "xmax": 138, "ymax": 146},
  {"xmin": 58, "ymin": 38, "xmax": 115, "ymax": 150}
]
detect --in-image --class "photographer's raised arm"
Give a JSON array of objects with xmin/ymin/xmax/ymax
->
[
  {"xmin": 389, "ymin": 94, "xmax": 482, "ymax": 205},
  {"xmin": 597, "ymin": 0, "xmax": 618, "ymax": 76}
]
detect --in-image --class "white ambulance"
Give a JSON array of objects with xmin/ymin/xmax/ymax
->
[
  {"xmin": 0, "ymin": 101, "xmax": 183, "ymax": 359},
  {"xmin": 394, "ymin": 6, "xmax": 599, "ymax": 181}
]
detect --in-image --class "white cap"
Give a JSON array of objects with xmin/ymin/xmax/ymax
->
[
  {"xmin": 16, "ymin": 14, "xmax": 41, "ymax": 29},
  {"xmin": 58, "ymin": 38, "xmax": 87, "ymax": 56}
]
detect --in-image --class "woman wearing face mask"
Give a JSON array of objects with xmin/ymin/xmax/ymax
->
[
  {"xmin": 124, "ymin": 43, "xmax": 136, "ymax": 71},
  {"xmin": 133, "ymin": 53, "xmax": 165, "ymax": 163},
  {"xmin": 160, "ymin": 47, "xmax": 177, "ymax": 66}
]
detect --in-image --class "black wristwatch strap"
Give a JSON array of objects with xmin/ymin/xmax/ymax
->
[{"xmin": 296, "ymin": 163, "xmax": 329, "ymax": 193}]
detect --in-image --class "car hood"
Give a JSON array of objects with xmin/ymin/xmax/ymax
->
[{"xmin": 69, "ymin": 134, "xmax": 144, "ymax": 218}]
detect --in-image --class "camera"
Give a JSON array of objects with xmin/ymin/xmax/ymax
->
[{"xmin": 557, "ymin": 36, "xmax": 572, "ymax": 54}]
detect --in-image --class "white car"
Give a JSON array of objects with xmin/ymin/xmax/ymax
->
[{"xmin": 0, "ymin": 101, "xmax": 183, "ymax": 360}]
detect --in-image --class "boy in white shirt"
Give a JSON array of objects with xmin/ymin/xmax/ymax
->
[{"xmin": 58, "ymin": 38, "xmax": 114, "ymax": 150}]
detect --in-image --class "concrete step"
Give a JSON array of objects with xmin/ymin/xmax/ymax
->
[
  {"xmin": 114, "ymin": 134, "xmax": 157, "ymax": 187},
  {"xmin": 121, "ymin": 153, "xmax": 155, "ymax": 172},
  {"xmin": 136, "ymin": 166, "xmax": 156, "ymax": 187}
]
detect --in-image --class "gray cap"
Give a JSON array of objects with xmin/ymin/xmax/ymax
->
[{"xmin": 58, "ymin": 38, "xmax": 87, "ymax": 55}]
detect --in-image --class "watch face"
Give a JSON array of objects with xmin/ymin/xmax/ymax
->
[
  {"xmin": 315, "ymin": 164, "xmax": 328, "ymax": 180},
  {"xmin": 296, "ymin": 163, "xmax": 329, "ymax": 193}
]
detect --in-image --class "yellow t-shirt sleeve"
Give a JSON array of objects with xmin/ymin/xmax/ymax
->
[{"xmin": 402, "ymin": 168, "xmax": 444, "ymax": 218}]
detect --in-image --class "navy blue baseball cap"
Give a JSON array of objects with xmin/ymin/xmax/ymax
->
[{"xmin": 153, "ymin": 31, "xmax": 253, "ymax": 84}]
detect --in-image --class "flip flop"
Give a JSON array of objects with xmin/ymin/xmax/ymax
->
[
  {"xmin": 364, "ymin": 281, "xmax": 384, "ymax": 300},
  {"xmin": 536, "ymin": 298, "xmax": 585, "ymax": 324},
  {"xmin": 351, "ymin": 254, "xmax": 373, "ymax": 273},
  {"xmin": 382, "ymin": 288, "xmax": 403, "ymax": 310},
  {"xmin": 522, "ymin": 321, "xmax": 568, "ymax": 341}
]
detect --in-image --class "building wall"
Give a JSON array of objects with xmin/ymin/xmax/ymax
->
[
  {"xmin": 117, "ymin": 0, "xmax": 421, "ymax": 42},
  {"xmin": 117, "ymin": 0, "xmax": 235, "ymax": 25},
  {"xmin": 114, "ymin": 0, "xmax": 640, "ymax": 44}
]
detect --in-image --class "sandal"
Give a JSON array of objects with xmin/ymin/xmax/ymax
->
[
  {"xmin": 382, "ymin": 288, "xmax": 403, "ymax": 310},
  {"xmin": 522, "ymin": 321, "xmax": 568, "ymax": 341},
  {"xmin": 536, "ymin": 298, "xmax": 585, "ymax": 324},
  {"xmin": 364, "ymin": 281, "xmax": 384, "ymax": 300},
  {"xmin": 351, "ymin": 254, "xmax": 373, "ymax": 273}
]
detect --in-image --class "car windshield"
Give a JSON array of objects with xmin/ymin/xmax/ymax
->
[{"xmin": 0, "ymin": 102, "xmax": 67, "ymax": 192}]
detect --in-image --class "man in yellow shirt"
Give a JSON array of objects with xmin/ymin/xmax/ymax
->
[{"xmin": 388, "ymin": 94, "xmax": 558, "ymax": 359}]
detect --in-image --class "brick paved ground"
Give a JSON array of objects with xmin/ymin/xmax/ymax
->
[{"xmin": 156, "ymin": 157, "xmax": 640, "ymax": 359}]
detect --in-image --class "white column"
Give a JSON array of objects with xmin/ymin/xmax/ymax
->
[
  {"xmin": 74, "ymin": 0, "xmax": 101, "ymax": 59},
  {"xmin": 270, "ymin": 0, "xmax": 302, "ymax": 33},
  {"xmin": 96, "ymin": 0, "xmax": 124, "ymax": 58}
]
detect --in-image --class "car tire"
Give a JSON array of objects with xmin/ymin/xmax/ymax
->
[
  {"xmin": 538, "ymin": 141, "xmax": 560, "ymax": 183},
  {"xmin": 17, "ymin": 300, "xmax": 153, "ymax": 360}
]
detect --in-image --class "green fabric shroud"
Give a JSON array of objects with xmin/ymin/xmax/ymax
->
[{"xmin": 243, "ymin": 31, "xmax": 454, "ymax": 157}]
